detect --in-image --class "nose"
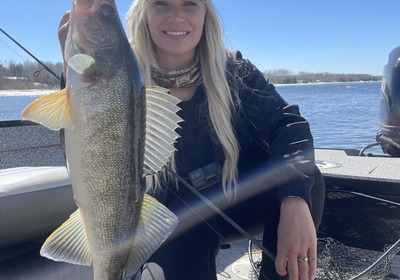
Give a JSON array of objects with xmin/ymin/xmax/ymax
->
[{"xmin": 167, "ymin": 5, "xmax": 185, "ymax": 22}]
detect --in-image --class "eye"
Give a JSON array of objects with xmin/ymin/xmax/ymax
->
[
  {"xmin": 153, "ymin": 0, "xmax": 169, "ymax": 7},
  {"xmin": 183, "ymin": 1, "xmax": 198, "ymax": 6}
]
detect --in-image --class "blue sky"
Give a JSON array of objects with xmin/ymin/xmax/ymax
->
[{"xmin": 0, "ymin": 0, "xmax": 399, "ymax": 75}]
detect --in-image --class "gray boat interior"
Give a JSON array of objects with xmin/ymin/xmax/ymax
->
[{"xmin": 1, "ymin": 121, "xmax": 399, "ymax": 279}]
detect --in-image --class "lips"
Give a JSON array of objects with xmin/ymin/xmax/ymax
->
[{"xmin": 164, "ymin": 31, "xmax": 189, "ymax": 37}]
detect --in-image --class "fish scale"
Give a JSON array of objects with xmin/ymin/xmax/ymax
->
[{"xmin": 21, "ymin": 0, "xmax": 182, "ymax": 279}]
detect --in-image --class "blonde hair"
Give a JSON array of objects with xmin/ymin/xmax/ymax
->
[{"xmin": 126, "ymin": 0, "xmax": 240, "ymax": 199}]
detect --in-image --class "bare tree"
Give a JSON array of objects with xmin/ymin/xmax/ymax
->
[{"xmin": 263, "ymin": 69, "xmax": 381, "ymax": 84}]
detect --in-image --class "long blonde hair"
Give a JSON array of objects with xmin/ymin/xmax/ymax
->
[{"xmin": 126, "ymin": 0, "xmax": 240, "ymax": 199}]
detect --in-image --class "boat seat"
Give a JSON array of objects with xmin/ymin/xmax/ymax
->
[{"xmin": 0, "ymin": 166, "xmax": 77, "ymax": 249}]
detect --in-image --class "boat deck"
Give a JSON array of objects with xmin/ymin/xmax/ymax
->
[
  {"xmin": 1, "ymin": 121, "xmax": 400, "ymax": 279},
  {"xmin": 1, "ymin": 239, "xmax": 399, "ymax": 280},
  {"xmin": 316, "ymin": 148, "xmax": 400, "ymax": 183}
]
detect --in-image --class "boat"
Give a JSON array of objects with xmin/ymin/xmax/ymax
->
[{"xmin": 1, "ymin": 48, "xmax": 400, "ymax": 279}]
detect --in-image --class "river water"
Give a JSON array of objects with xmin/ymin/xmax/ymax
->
[
  {"xmin": 0, "ymin": 81, "xmax": 383, "ymax": 152},
  {"xmin": 275, "ymin": 81, "xmax": 382, "ymax": 151}
]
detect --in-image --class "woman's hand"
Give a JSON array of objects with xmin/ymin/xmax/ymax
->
[
  {"xmin": 58, "ymin": 11, "xmax": 70, "ymax": 74},
  {"xmin": 275, "ymin": 196, "xmax": 317, "ymax": 280}
]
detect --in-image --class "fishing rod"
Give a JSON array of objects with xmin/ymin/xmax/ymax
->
[
  {"xmin": 164, "ymin": 166, "xmax": 276, "ymax": 261},
  {"xmin": 0, "ymin": 27, "xmax": 60, "ymax": 80}
]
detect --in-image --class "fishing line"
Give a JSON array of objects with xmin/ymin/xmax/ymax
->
[
  {"xmin": 0, "ymin": 36, "xmax": 27, "ymax": 62},
  {"xmin": 0, "ymin": 27, "xmax": 60, "ymax": 81},
  {"xmin": 164, "ymin": 166, "xmax": 276, "ymax": 261},
  {"xmin": 165, "ymin": 180, "xmax": 230, "ymax": 244},
  {"xmin": 165, "ymin": 185, "xmax": 272, "ymax": 280},
  {"xmin": 163, "ymin": 166, "xmax": 273, "ymax": 279},
  {"xmin": 326, "ymin": 188, "xmax": 400, "ymax": 207}
]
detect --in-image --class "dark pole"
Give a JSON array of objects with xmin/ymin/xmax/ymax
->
[{"xmin": 0, "ymin": 27, "xmax": 60, "ymax": 80}]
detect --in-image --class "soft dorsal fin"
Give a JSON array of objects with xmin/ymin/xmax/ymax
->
[{"xmin": 144, "ymin": 86, "xmax": 182, "ymax": 174}]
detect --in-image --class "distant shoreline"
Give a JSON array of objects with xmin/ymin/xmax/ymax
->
[
  {"xmin": 0, "ymin": 80, "xmax": 382, "ymax": 96},
  {"xmin": 274, "ymin": 80, "xmax": 381, "ymax": 86},
  {"xmin": 0, "ymin": 89, "xmax": 53, "ymax": 96}
]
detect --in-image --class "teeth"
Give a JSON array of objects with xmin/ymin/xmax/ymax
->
[{"xmin": 166, "ymin": 31, "xmax": 187, "ymax": 36}]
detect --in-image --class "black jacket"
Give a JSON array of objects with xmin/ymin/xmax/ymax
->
[
  {"xmin": 174, "ymin": 51, "xmax": 315, "ymax": 207},
  {"xmin": 231, "ymin": 51, "xmax": 315, "ymax": 206}
]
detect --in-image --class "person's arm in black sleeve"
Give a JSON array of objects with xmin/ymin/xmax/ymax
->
[
  {"xmin": 234, "ymin": 51, "xmax": 315, "ymax": 207},
  {"xmin": 233, "ymin": 51, "xmax": 319, "ymax": 279}
]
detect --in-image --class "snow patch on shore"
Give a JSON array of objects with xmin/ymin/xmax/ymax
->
[{"xmin": 0, "ymin": 89, "xmax": 54, "ymax": 96}]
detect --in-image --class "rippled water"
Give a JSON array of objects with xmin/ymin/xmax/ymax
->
[
  {"xmin": 0, "ymin": 82, "xmax": 383, "ymax": 152},
  {"xmin": 276, "ymin": 81, "xmax": 382, "ymax": 151},
  {"xmin": 0, "ymin": 90, "xmax": 52, "ymax": 121}
]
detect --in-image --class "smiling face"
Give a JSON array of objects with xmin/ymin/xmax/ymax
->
[{"xmin": 146, "ymin": 0, "xmax": 206, "ymax": 69}]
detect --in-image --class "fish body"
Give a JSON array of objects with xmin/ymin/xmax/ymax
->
[{"xmin": 21, "ymin": 0, "xmax": 181, "ymax": 279}]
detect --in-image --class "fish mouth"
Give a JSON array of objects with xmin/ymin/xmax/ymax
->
[
  {"xmin": 74, "ymin": 0, "xmax": 117, "ymax": 15},
  {"xmin": 72, "ymin": 1, "xmax": 119, "ymax": 48}
]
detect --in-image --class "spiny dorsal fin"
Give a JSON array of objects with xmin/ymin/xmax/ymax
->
[{"xmin": 144, "ymin": 86, "xmax": 182, "ymax": 174}]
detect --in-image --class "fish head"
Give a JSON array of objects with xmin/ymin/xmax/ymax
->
[{"xmin": 65, "ymin": 0, "xmax": 128, "ymax": 83}]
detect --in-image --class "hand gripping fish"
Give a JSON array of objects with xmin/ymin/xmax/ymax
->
[{"xmin": 21, "ymin": 0, "xmax": 181, "ymax": 279}]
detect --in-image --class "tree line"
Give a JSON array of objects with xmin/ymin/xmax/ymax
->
[
  {"xmin": 0, "ymin": 60, "xmax": 63, "ymax": 90},
  {"xmin": 0, "ymin": 60, "xmax": 382, "ymax": 90},
  {"xmin": 264, "ymin": 69, "xmax": 382, "ymax": 84}
]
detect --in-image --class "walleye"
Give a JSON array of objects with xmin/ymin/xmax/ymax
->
[{"xmin": 21, "ymin": 0, "xmax": 181, "ymax": 279}]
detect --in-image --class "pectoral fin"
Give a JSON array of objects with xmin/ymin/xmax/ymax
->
[
  {"xmin": 68, "ymin": 54, "xmax": 96, "ymax": 76},
  {"xmin": 20, "ymin": 89, "xmax": 73, "ymax": 130},
  {"xmin": 123, "ymin": 194, "xmax": 178, "ymax": 278}
]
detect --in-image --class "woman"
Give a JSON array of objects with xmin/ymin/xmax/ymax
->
[{"xmin": 59, "ymin": 0, "xmax": 325, "ymax": 279}]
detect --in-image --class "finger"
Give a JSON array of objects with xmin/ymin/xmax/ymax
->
[
  {"xmin": 58, "ymin": 11, "xmax": 71, "ymax": 72},
  {"xmin": 274, "ymin": 253, "xmax": 288, "ymax": 276},
  {"xmin": 298, "ymin": 257, "xmax": 309, "ymax": 280},
  {"xmin": 58, "ymin": 11, "xmax": 70, "ymax": 46},
  {"xmin": 308, "ymin": 248, "xmax": 318, "ymax": 280},
  {"xmin": 287, "ymin": 255, "xmax": 299, "ymax": 280},
  {"xmin": 59, "ymin": 10, "xmax": 71, "ymax": 29}
]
